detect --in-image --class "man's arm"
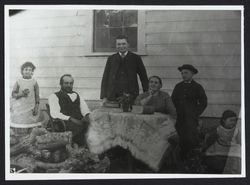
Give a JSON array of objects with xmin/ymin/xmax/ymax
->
[
  {"xmin": 48, "ymin": 94, "xmax": 70, "ymax": 120},
  {"xmin": 136, "ymin": 56, "xmax": 149, "ymax": 92},
  {"xmin": 196, "ymin": 84, "xmax": 208, "ymax": 116},
  {"xmin": 171, "ymin": 85, "xmax": 177, "ymax": 107},
  {"xmin": 100, "ymin": 56, "xmax": 111, "ymax": 99},
  {"xmin": 80, "ymin": 97, "xmax": 91, "ymax": 117}
]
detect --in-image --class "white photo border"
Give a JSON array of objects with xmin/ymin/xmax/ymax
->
[{"xmin": 4, "ymin": 4, "xmax": 245, "ymax": 180}]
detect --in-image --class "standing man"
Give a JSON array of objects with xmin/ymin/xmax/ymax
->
[
  {"xmin": 171, "ymin": 64, "xmax": 207, "ymax": 160},
  {"xmin": 100, "ymin": 35, "xmax": 149, "ymax": 104},
  {"xmin": 48, "ymin": 74, "xmax": 90, "ymax": 146}
]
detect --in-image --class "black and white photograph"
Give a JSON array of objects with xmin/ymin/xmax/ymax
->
[{"xmin": 4, "ymin": 5, "xmax": 244, "ymax": 180}]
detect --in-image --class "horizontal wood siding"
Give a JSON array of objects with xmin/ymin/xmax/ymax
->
[
  {"xmin": 9, "ymin": 10, "xmax": 94, "ymax": 102},
  {"xmin": 144, "ymin": 10, "xmax": 241, "ymax": 117},
  {"xmin": 8, "ymin": 10, "xmax": 241, "ymax": 117}
]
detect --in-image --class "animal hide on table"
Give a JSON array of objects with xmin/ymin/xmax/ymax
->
[{"xmin": 87, "ymin": 108, "xmax": 176, "ymax": 171}]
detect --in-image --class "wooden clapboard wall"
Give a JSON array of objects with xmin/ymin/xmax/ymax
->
[{"xmin": 8, "ymin": 9, "xmax": 241, "ymax": 117}]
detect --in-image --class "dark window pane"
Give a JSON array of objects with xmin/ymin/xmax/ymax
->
[
  {"xmin": 123, "ymin": 10, "xmax": 138, "ymax": 27},
  {"xmin": 93, "ymin": 10, "xmax": 138, "ymax": 52},
  {"xmin": 109, "ymin": 10, "xmax": 123, "ymax": 27},
  {"xmin": 94, "ymin": 28, "xmax": 110, "ymax": 50},
  {"xmin": 124, "ymin": 27, "xmax": 137, "ymax": 51},
  {"xmin": 95, "ymin": 10, "xmax": 109, "ymax": 28},
  {"xmin": 110, "ymin": 28, "xmax": 123, "ymax": 49}
]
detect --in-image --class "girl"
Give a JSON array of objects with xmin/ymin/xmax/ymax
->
[
  {"xmin": 11, "ymin": 62, "xmax": 44, "ymax": 133},
  {"xmin": 203, "ymin": 110, "xmax": 241, "ymax": 173}
]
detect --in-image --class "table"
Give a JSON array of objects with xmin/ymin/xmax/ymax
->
[{"xmin": 86, "ymin": 108, "xmax": 176, "ymax": 171}]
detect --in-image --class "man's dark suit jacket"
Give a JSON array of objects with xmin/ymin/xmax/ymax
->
[{"xmin": 100, "ymin": 51, "xmax": 149, "ymax": 100}]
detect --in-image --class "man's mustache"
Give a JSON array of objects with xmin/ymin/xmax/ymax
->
[{"xmin": 62, "ymin": 87, "xmax": 73, "ymax": 92}]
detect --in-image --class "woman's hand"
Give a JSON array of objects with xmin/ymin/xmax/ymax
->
[
  {"xmin": 148, "ymin": 89, "xmax": 154, "ymax": 96},
  {"xmin": 149, "ymin": 89, "xmax": 158, "ymax": 96},
  {"xmin": 33, "ymin": 104, "xmax": 39, "ymax": 116},
  {"xmin": 140, "ymin": 91, "xmax": 154, "ymax": 106}
]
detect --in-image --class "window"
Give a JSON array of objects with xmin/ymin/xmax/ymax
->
[{"xmin": 93, "ymin": 10, "xmax": 138, "ymax": 52}]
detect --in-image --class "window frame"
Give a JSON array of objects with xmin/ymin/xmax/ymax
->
[{"xmin": 85, "ymin": 10, "xmax": 146, "ymax": 57}]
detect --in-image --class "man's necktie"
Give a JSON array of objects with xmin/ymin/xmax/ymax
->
[{"xmin": 121, "ymin": 53, "xmax": 126, "ymax": 58}]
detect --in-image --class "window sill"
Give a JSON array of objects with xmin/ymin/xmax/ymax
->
[{"xmin": 84, "ymin": 52, "xmax": 147, "ymax": 57}]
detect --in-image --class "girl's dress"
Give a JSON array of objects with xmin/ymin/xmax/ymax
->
[
  {"xmin": 10, "ymin": 78, "xmax": 45, "ymax": 130},
  {"xmin": 205, "ymin": 124, "xmax": 241, "ymax": 173}
]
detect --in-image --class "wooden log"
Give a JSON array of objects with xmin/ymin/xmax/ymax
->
[
  {"xmin": 11, "ymin": 145, "xmax": 110, "ymax": 173},
  {"xmin": 10, "ymin": 130, "xmax": 110, "ymax": 173},
  {"xmin": 10, "ymin": 135, "xmax": 32, "ymax": 156},
  {"xmin": 10, "ymin": 154, "xmax": 37, "ymax": 173},
  {"xmin": 10, "ymin": 128, "xmax": 72, "ymax": 156},
  {"xmin": 35, "ymin": 131, "xmax": 72, "ymax": 144},
  {"xmin": 36, "ymin": 140, "xmax": 69, "ymax": 150}
]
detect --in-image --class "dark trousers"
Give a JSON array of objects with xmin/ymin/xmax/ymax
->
[
  {"xmin": 54, "ymin": 120, "xmax": 89, "ymax": 147},
  {"xmin": 176, "ymin": 117, "xmax": 199, "ymax": 159},
  {"xmin": 205, "ymin": 156, "xmax": 228, "ymax": 173}
]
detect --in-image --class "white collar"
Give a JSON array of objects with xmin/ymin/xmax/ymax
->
[
  {"xmin": 119, "ymin": 51, "xmax": 128, "ymax": 57},
  {"xmin": 184, "ymin": 79, "xmax": 193, "ymax": 84},
  {"xmin": 67, "ymin": 92, "xmax": 77, "ymax": 102},
  {"xmin": 21, "ymin": 77, "xmax": 34, "ymax": 81}
]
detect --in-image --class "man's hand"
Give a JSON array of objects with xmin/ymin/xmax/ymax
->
[
  {"xmin": 102, "ymin": 98, "xmax": 108, "ymax": 106},
  {"xmin": 69, "ymin": 117, "xmax": 82, "ymax": 126},
  {"xmin": 81, "ymin": 114, "xmax": 90, "ymax": 123},
  {"xmin": 81, "ymin": 115, "xmax": 90, "ymax": 130}
]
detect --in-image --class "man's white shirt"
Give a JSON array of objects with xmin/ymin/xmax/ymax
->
[
  {"xmin": 119, "ymin": 51, "xmax": 128, "ymax": 58},
  {"xmin": 48, "ymin": 92, "xmax": 90, "ymax": 120}
]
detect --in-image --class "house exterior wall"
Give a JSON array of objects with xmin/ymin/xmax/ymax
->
[{"xmin": 8, "ymin": 9, "xmax": 241, "ymax": 117}]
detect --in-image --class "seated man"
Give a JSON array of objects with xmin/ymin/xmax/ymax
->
[{"xmin": 48, "ymin": 74, "xmax": 90, "ymax": 146}]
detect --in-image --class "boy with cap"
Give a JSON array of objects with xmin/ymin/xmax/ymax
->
[{"xmin": 171, "ymin": 64, "xmax": 207, "ymax": 160}]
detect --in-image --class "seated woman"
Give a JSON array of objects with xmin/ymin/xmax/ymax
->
[
  {"xmin": 134, "ymin": 76, "xmax": 176, "ymax": 119},
  {"xmin": 202, "ymin": 110, "xmax": 241, "ymax": 174}
]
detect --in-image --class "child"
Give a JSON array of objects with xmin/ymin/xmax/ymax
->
[
  {"xmin": 10, "ymin": 62, "xmax": 44, "ymax": 134},
  {"xmin": 203, "ymin": 110, "xmax": 241, "ymax": 174}
]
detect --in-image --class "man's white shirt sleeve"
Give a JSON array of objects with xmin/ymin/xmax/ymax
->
[
  {"xmin": 48, "ymin": 94, "xmax": 70, "ymax": 120},
  {"xmin": 80, "ymin": 96, "xmax": 90, "ymax": 116}
]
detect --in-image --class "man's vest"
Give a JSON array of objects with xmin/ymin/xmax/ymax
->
[
  {"xmin": 114, "ymin": 56, "xmax": 129, "ymax": 96},
  {"xmin": 55, "ymin": 90, "xmax": 83, "ymax": 120}
]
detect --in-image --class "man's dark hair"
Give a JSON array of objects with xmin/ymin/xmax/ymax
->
[
  {"xmin": 21, "ymin": 61, "xmax": 36, "ymax": 74},
  {"xmin": 60, "ymin": 74, "xmax": 73, "ymax": 85},
  {"xmin": 149, "ymin": 75, "xmax": 163, "ymax": 86},
  {"xmin": 116, "ymin": 35, "xmax": 129, "ymax": 43}
]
